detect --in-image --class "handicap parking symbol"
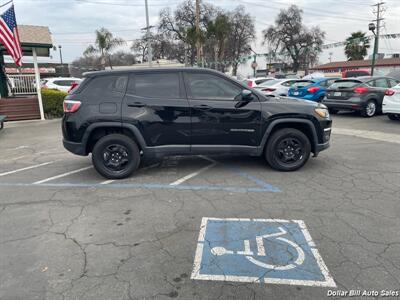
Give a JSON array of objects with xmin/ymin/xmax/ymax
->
[{"xmin": 191, "ymin": 218, "xmax": 336, "ymax": 287}]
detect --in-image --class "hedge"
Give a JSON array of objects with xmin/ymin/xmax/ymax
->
[{"xmin": 41, "ymin": 89, "xmax": 67, "ymax": 118}]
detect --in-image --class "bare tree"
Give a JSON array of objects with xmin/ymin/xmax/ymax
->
[{"xmin": 263, "ymin": 5, "xmax": 325, "ymax": 72}]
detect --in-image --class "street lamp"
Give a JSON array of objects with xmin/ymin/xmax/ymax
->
[{"xmin": 369, "ymin": 22, "xmax": 377, "ymax": 76}]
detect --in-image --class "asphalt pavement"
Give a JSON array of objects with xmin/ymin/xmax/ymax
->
[{"xmin": 0, "ymin": 114, "xmax": 399, "ymax": 300}]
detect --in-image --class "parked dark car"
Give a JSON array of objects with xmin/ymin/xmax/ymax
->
[
  {"xmin": 322, "ymin": 76, "xmax": 399, "ymax": 117},
  {"xmin": 342, "ymin": 69, "xmax": 370, "ymax": 78},
  {"xmin": 62, "ymin": 68, "xmax": 332, "ymax": 179}
]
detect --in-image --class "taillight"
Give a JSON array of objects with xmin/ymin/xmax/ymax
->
[
  {"xmin": 307, "ymin": 87, "xmax": 320, "ymax": 93},
  {"xmin": 68, "ymin": 82, "xmax": 79, "ymax": 94},
  {"xmin": 63, "ymin": 100, "xmax": 81, "ymax": 113},
  {"xmin": 353, "ymin": 87, "xmax": 369, "ymax": 94},
  {"xmin": 385, "ymin": 89, "xmax": 395, "ymax": 96},
  {"xmin": 262, "ymin": 88, "xmax": 276, "ymax": 92},
  {"xmin": 247, "ymin": 80, "xmax": 253, "ymax": 88}
]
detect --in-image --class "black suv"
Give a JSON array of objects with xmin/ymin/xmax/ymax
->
[
  {"xmin": 322, "ymin": 76, "xmax": 399, "ymax": 117},
  {"xmin": 62, "ymin": 68, "xmax": 332, "ymax": 179}
]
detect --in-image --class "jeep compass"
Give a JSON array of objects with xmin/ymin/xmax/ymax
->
[{"xmin": 62, "ymin": 68, "xmax": 332, "ymax": 179}]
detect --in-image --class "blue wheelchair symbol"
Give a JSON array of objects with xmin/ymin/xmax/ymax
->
[{"xmin": 191, "ymin": 218, "xmax": 336, "ymax": 287}]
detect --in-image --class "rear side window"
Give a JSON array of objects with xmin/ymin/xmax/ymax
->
[
  {"xmin": 82, "ymin": 75, "xmax": 128, "ymax": 98},
  {"xmin": 127, "ymin": 73, "xmax": 180, "ymax": 99},
  {"xmin": 329, "ymin": 80, "xmax": 361, "ymax": 89},
  {"xmin": 291, "ymin": 80, "xmax": 313, "ymax": 88},
  {"xmin": 372, "ymin": 78, "xmax": 389, "ymax": 88},
  {"xmin": 186, "ymin": 73, "xmax": 242, "ymax": 100}
]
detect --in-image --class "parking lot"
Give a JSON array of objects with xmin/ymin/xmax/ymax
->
[{"xmin": 1, "ymin": 114, "xmax": 400, "ymax": 300}]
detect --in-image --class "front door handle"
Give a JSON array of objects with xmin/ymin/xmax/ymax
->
[
  {"xmin": 128, "ymin": 102, "xmax": 146, "ymax": 107},
  {"xmin": 193, "ymin": 104, "xmax": 213, "ymax": 110}
]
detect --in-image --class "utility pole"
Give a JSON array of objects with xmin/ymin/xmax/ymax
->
[
  {"xmin": 370, "ymin": 1, "xmax": 384, "ymax": 76},
  {"xmin": 58, "ymin": 45, "xmax": 63, "ymax": 76},
  {"xmin": 195, "ymin": 0, "xmax": 201, "ymax": 67},
  {"xmin": 144, "ymin": 0, "xmax": 152, "ymax": 67}
]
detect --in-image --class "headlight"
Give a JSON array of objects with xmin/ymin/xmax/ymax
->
[{"xmin": 314, "ymin": 108, "xmax": 330, "ymax": 118}]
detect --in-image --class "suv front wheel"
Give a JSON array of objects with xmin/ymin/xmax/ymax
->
[
  {"xmin": 265, "ymin": 128, "xmax": 311, "ymax": 171},
  {"xmin": 92, "ymin": 134, "xmax": 140, "ymax": 179}
]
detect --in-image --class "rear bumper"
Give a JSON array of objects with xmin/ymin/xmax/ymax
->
[
  {"xmin": 63, "ymin": 139, "xmax": 87, "ymax": 156},
  {"xmin": 322, "ymin": 100, "xmax": 364, "ymax": 111}
]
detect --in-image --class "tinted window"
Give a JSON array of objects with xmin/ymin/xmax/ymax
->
[
  {"xmin": 186, "ymin": 73, "xmax": 241, "ymax": 100},
  {"xmin": 83, "ymin": 75, "xmax": 128, "ymax": 98},
  {"xmin": 373, "ymin": 78, "xmax": 388, "ymax": 88},
  {"xmin": 281, "ymin": 80, "xmax": 296, "ymax": 87},
  {"xmin": 259, "ymin": 79, "xmax": 281, "ymax": 87},
  {"xmin": 255, "ymin": 78, "xmax": 270, "ymax": 85},
  {"xmin": 54, "ymin": 80, "xmax": 75, "ymax": 86},
  {"xmin": 329, "ymin": 80, "xmax": 361, "ymax": 89},
  {"xmin": 388, "ymin": 79, "xmax": 399, "ymax": 88},
  {"xmin": 344, "ymin": 71, "xmax": 369, "ymax": 78},
  {"xmin": 292, "ymin": 80, "xmax": 313, "ymax": 88},
  {"xmin": 128, "ymin": 73, "xmax": 180, "ymax": 98}
]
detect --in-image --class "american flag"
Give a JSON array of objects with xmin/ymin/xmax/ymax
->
[{"xmin": 0, "ymin": 5, "xmax": 22, "ymax": 66}]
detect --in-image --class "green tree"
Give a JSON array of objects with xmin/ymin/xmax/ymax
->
[
  {"xmin": 84, "ymin": 27, "xmax": 125, "ymax": 69},
  {"xmin": 206, "ymin": 13, "xmax": 231, "ymax": 71},
  {"xmin": 344, "ymin": 31, "xmax": 370, "ymax": 61}
]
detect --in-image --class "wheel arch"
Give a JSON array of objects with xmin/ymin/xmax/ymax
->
[
  {"xmin": 261, "ymin": 118, "xmax": 319, "ymax": 154},
  {"xmin": 83, "ymin": 122, "xmax": 147, "ymax": 154}
]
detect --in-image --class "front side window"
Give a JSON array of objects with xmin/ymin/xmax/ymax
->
[
  {"xmin": 186, "ymin": 73, "xmax": 242, "ymax": 100},
  {"xmin": 388, "ymin": 79, "xmax": 399, "ymax": 88}
]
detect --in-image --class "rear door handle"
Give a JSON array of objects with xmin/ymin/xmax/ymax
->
[
  {"xmin": 128, "ymin": 102, "xmax": 146, "ymax": 107},
  {"xmin": 193, "ymin": 104, "xmax": 213, "ymax": 110}
]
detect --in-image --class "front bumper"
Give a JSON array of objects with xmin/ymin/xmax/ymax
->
[{"xmin": 63, "ymin": 139, "xmax": 87, "ymax": 156}]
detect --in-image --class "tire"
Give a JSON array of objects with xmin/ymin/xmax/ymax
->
[
  {"xmin": 92, "ymin": 134, "xmax": 140, "ymax": 179},
  {"xmin": 388, "ymin": 114, "xmax": 400, "ymax": 121},
  {"xmin": 329, "ymin": 108, "xmax": 339, "ymax": 114},
  {"xmin": 361, "ymin": 100, "xmax": 377, "ymax": 117},
  {"xmin": 265, "ymin": 128, "xmax": 311, "ymax": 172}
]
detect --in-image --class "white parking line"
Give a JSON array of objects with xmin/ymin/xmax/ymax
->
[
  {"xmin": 333, "ymin": 128, "xmax": 400, "ymax": 144},
  {"xmin": 33, "ymin": 166, "xmax": 93, "ymax": 184},
  {"xmin": 100, "ymin": 179, "xmax": 115, "ymax": 185},
  {"xmin": 169, "ymin": 157, "xmax": 216, "ymax": 186},
  {"xmin": 0, "ymin": 161, "xmax": 54, "ymax": 177}
]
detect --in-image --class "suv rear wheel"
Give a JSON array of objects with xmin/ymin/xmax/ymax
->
[
  {"xmin": 265, "ymin": 128, "xmax": 311, "ymax": 171},
  {"xmin": 361, "ymin": 100, "xmax": 377, "ymax": 117},
  {"xmin": 92, "ymin": 134, "xmax": 140, "ymax": 179}
]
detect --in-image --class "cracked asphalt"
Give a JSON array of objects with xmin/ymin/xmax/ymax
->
[{"xmin": 0, "ymin": 113, "xmax": 399, "ymax": 300}]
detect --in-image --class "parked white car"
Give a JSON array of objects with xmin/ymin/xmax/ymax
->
[
  {"xmin": 244, "ymin": 77, "xmax": 274, "ymax": 88},
  {"xmin": 383, "ymin": 83, "xmax": 400, "ymax": 120},
  {"xmin": 254, "ymin": 79, "xmax": 299, "ymax": 97},
  {"xmin": 42, "ymin": 77, "xmax": 82, "ymax": 92}
]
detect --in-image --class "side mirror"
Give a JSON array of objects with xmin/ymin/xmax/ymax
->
[{"xmin": 235, "ymin": 89, "xmax": 253, "ymax": 108}]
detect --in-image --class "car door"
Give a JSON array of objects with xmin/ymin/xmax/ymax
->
[
  {"xmin": 122, "ymin": 72, "xmax": 191, "ymax": 151},
  {"xmin": 370, "ymin": 78, "xmax": 389, "ymax": 106},
  {"xmin": 183, "ymin": 71, "xmax": 262, "ymax": 148}
]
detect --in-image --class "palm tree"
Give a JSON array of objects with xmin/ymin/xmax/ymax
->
[
  {"xmin": 84, "ymin": 28, "xmax": 125, "ymax": 69},
  {"xmin": 344, "ymin": 31, "xmax": 370, "ymax": 61},
  {"xmin": 207, "ymin": 14, "xmax": 231, "ymax": 70}
]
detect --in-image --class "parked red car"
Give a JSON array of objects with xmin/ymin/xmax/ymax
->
[{"xmin": 342, "ymin": 69, "xmax": 370, "ymax": 78}]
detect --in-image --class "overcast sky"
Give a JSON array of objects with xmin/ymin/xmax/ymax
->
[{"xmin": 3, "ymin": 0, "xmax": 400, "ymax": 75}]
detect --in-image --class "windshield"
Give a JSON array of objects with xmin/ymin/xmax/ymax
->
[
  {"xmin": 329, "ymin": 80, "xmax": 361, "ymax": 89},
  {"xmin": 291, "ymin": 80, "xmax": 313, "ymax": 88}
]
